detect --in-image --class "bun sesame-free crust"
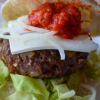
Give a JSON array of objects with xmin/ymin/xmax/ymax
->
[{"xmin": 1, "ymin": 0, "xmax": 99, "ymax": 21}]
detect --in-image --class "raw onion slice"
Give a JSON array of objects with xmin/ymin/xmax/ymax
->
[
  {"xmin": 0, "ymin": 28, "xmax": 56, "ymax": 39},
  {"xmin": 17, "ymin": 15, "xmax": 51, "ymax": 33},
  {"xmin": 81, "ymin": 84, "xmax": 96, "ymax": 100},
  {"xmin": 45, "ymin": 37, "xmax": 65, "ymax": 60},
  {"xmin": 81, "ymin": 9, "xmax": 97, "ymax": 33},
  {"xmin": 59, "ymin": 90, "xmax": 75, "ymax": 99}
]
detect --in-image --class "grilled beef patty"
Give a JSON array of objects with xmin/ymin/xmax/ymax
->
[{"xmin": 0, "ymin": 39, "xmax": 89, "ymax": 78}]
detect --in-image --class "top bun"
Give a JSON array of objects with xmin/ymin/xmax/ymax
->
[{"xmin": 1, "ymin": 0, "xmax": 100, "ymax": 36}]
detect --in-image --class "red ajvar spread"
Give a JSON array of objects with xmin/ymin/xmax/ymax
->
[{"xmin": 28, "ymin": 2, "xmax": 82, "ymax": 39}]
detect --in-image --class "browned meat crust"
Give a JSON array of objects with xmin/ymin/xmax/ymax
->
[{"xmin": 0, "ymin": 39, "xmax": 89, "ymax": 78}]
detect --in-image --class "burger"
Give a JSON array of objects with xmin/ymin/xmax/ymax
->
[{"xmin": 0, "ymin": 0, "xmax": 100, "ymax": 100}]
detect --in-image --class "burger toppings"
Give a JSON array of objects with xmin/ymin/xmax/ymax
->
[
  {"xmin": 0, "ymin": 18, "xmax": 98, "ymax": 60},
  {"xmin": 0, "ymin": 2, "xmax": 98, "ymax": 60},
  {"xmin": 28, "ymin": 2, "xmax": 81, "ymax": 39}
]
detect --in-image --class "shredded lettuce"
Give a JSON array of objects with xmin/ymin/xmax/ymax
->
[
  {"xmin": 50, "ymin": 78, "xmax": 76, "ymax": 99},
  {"xmin": 71, "ymin": 96, "xmax": 83, "ymax": 100},
  {"xmin": 35, "ymin": 89, "xmax": 49, "ymax": 100},
  {"xmin": 0, "ymin": 76, "xmax": 6, "ymax": 88},
  {"xmin": 49, "ymin": 92, "xmax": 58, "ymax": 100},
  {"xmin": 6, "ymin": 90, "xmax": 50, "ymax": 100},
  {"xmin": 0, "ymin": 60, "xmax": 9, "ymax": 78},
  {"xmin": 82, "ymin": 50, "xmax": 100, "ymax": 80},
  {"xmin": 0, "ymin": 60, "xmax": 9, "ymax": 90},
  {"xmin": 67, "ymin": 71, "xmax": 80, "ymax": 91},
  {"xmin": 10, "ymin": 74, "xmax": 45, "ymax": 95},
  {"xmin": 6, "ymin": 91, "xmax": 37, "ymax": 100},
  {"xmin": 55, "ymin": 84, "xmax": 75, "ymax": 99}
]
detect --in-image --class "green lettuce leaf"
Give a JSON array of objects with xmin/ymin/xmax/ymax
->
[
  {"xmin": 35, "ymin": 89, "xmax": 49, "ymax": 100},
  {"xmin": 55, "ymin": 84, "xmax": 69, "ymax": 96},
  {"xmin": 10, "ymin": 74, "xmax": 45, "ymax": 95},
  {"xmin": 0, "ymin": 60, "xmax": 9, "ymax": 90},
  {"xmin": 49, "ymin": 92, "xmax": 58, "ymax": 100},
  {"xmin": 90, "ymin": 50, "xmax": 99, "ymax": 62},
  {"xmin": 83, "ymin": 50, "xmax": 100, "ymax": 80},
  {"xmin": 71, "ymin": 96, "xmax": 83, "ymax": 100},
  {"xmin": 51, "ymin": 82, "xmax": 75, "ymax": 99},
  {"xmin": 6, "ymin": 91, "xmax": 37, "ymax": 100},
  {"xmin": 0, "ymin": 60, "xmax": 9, "ymax": 78},
  {"xmin": 43, "ymin": 79, "xmax": 52, "ymax": 90},
  {"xmin": 51, "ymin": 78, "xmax": 64, "ymax": 86},
  {"xmin": 67, "ymin": 71, "xmax": 80, "ymax": 91},
  {"xmin": 0, "ymin": 76, "xmax": 6, "ymax": 88},
  {"xmin": 50, "ymin": 77, "xmax": 69, "ymax": 92},
  {"xmin": 6, "ymin": 90, "xmax": 50, "ymax": 100}
]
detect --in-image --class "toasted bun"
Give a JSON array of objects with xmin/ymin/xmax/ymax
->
[{"xmin": 1, "ymin": 0, "xmax": 99, "ymax": 21}]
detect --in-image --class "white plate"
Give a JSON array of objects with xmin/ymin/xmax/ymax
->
[{"xmin": 0, "ymin": 2, "xmax": 100, "ymax": 100}]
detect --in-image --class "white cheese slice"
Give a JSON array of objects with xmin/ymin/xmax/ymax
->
[{"xmin": 8, "ymin": 20, "xmax": 98, "ymax": 55}]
